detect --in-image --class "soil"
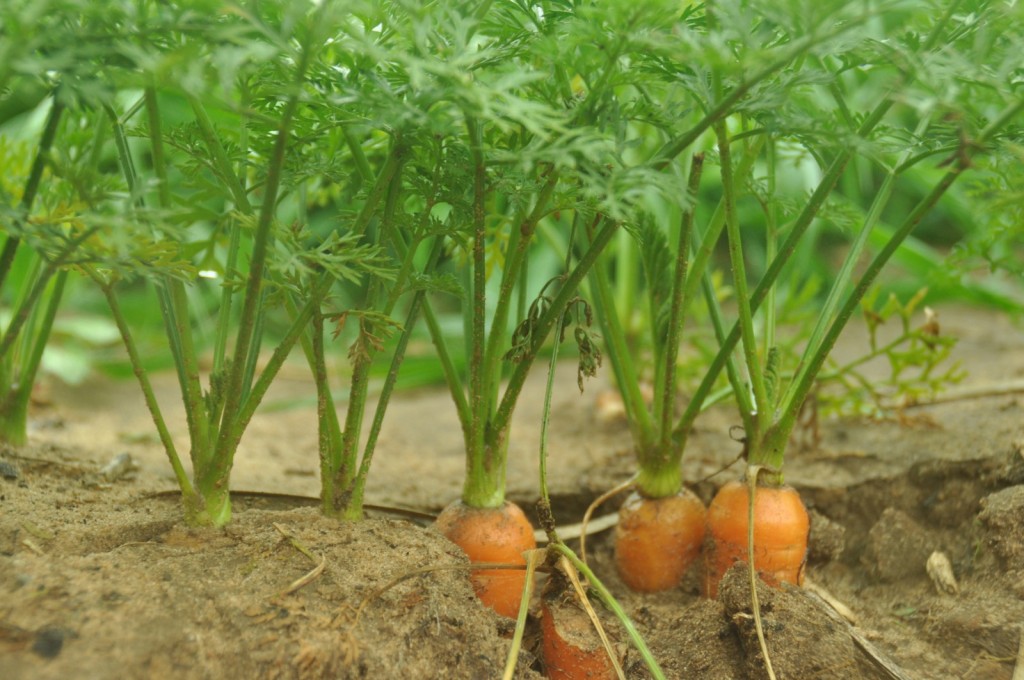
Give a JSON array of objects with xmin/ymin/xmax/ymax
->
[{"xmin": 2, "ymin": 304, "xmax": 1024, "ymax": 679}]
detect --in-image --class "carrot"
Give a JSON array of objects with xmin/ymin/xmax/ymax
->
[
  {"xmin": 585, "ymin": 153, "xmax": 708, "ymax": 593},
  {"xmin": 540, "ymin": 577, "xmax": 618, "ymax": 680},
  {"xmin": 434, "ymin": 500, "xmax": 537, "ymax": 618},
  {"xmin": 702, "ymin": 479, "xmax": 809, "ymax": 599},
  {"xmin": 614, "ymin": 489, "xmax": 706, "ymax": 592}
]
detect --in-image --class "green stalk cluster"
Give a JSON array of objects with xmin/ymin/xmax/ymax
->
[
  {"xmin": 0, "ymin": 100, "xmax": 68, "ymax": 447},
  {"xmin": 1, "ymin": 1, "xmax": 1019, "ymax": 545},
  {"xmin": 97, "ymin": 13, "xmax": 328, "ymax": 527},
  {"xmin": 589, "ymin": 0, "xmax": 1024, "ymax": 497}
]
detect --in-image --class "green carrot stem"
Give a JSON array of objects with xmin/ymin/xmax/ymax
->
[
  {"xmin": 421, "ymin": 299, "xmax": 472, "ymax": 435},
  {"xmin": 700, "ymin": 268, "xmax": 748, "ymax": 425},
  {"xmin": 341, "ymin": 123, "xmax": 374, "ymax": 185},
  {"xmin": 192, "ymin": 98, "xmax": 249, "ymax": 380},
  {"xmin": 797, "ymin": 110, "xmax": 937, "ymax": 388},
  {"xmin": 465, "ymin": 115, "xmax": 489, "ymax": 504},
  {"xmin": 656, "ymin": 153, "xmax": 704, "ymax": 453},
  {"xmin": 491, "ymin": 217, "xmax": 620, "ymax": 444},
  {"xmin": 462, "ymin": 440, "xmax": 508, "ymax": 509},
  {"xmin": 826, "ymin": 80, "xmax": 857, "ymax": 131},
  {"xmin": 319, "ymin": 159, "xmax": 424, "ymax": 513},
  {"xmin": 333, "ymin": 232, "xmax": 408, "ymax": 500},
  {"xmin": 352, "ymin": 142, "xmax": 405, "ymax": 238},
  {"xmin": 716, "ymin": 121, "xmax": 768, "ymax": 446},
  {"xmin": 628, "ymin": 155, "xmax": 709, "ymax": 499},
  {"xmin": 375, "ymin": 157, "xmax": 408, "ymax": 301},
  {"xmin": 0, "ymin": 392, "xmax": 28, "ymax": 447},
  {"xmin": 145, "ymin": 90, "xmax": 211, "ymax": 466},
  {"xmin": 537, "ymin": 209, "xmax": 583, "ymax": 531},
  {"xmin": 191, "ymin": 473, "xmax": 232, "ymax": 527},
  {"xmin": 112, "ymin": 98, "xmax": 205, "ymax": 458},
  {"xmin": 338, "ymin": 348, "xmax": 373, "ymax": 490},
  {"xmin": 99, "ymin": 279, "xmax": 194, "ymax": 500},
  {"xmin": 583, "ymin": 130, "xmax": 744, "ymax": 443},
  {"xmin": 188, "ymin": 98, "xmax": 253, "ymax": 215},
  {"xmin": 794, "ymin": 116, "xmax": 935, "ymax": 396},
  {"xmin": 922, "ymin": 0, "xmax": 967, "ymax": 52},
  {"xmin": 0, "ymin": 99, "xmax": 63, "ymax": 292},
  {"xmin": 0, "ymin": 264, "xmax": 57, "ymax": 361},
  {"xmin": 105, "ymin": 104, "xmax": 140, "ymax": 198},
  {"xmin": 0, "ymin": 270, "xmax": 68, "ymax": 446},
  {"xmin": 763, "ymin": 138, "xmax": 778, "ymax": 358},
  {"xmin": 0, "ymin": 226, "xmax": 94, "ymax": 361},
  {"xmin": 613, "ymin": 230, "xmax": 636, "ymax": 332},
  {"xmin": 672, "ymin": 152, "xmax": 847, "ymax": 448},
  {"xmin": 310, "ymin": 305, "xmax": 345, "ymax": 516},
  {"xmin": 239, "ymin": 298, "xmax": 268, "ymax": 407},
  {"xmin": 682, "ymin": 138, "xmax": 764, "ymax": 317},
  {"xmin": 154, "ymin": 284, "xmax": 202, "ymax": 454},
  {"xmin": 482, "ymin": 174, "xmax": 559, "ymax": 417},
  {"xmin": 213, "ymin": 43, "xmax": 313, "ymax": 465},
  {"xmin": 19, "ymin": 269, "xmax": 65, "ymax": 397},
  {"xmin": 218, "ymin": 275, "xmax": 334, "ymax": 470},
  {"xmin": 202, "ymin": 287, "xmax": 320, "ymax": 516},
  {"xmin": 346, "ymin": 248, "xmax": 443, "ymax": 519},
  {"xmin": 144, "ymin": 89, "xmax": 171, "ymax": 207},
  {"xmin": 213, "ymin": 219, "xmax": 242, "ymax": 378},
  {"xmin": 634, "ymin": 457, "xmax": 683, "ymax": 500},
  {"xmin": 212, "ymin": 86, "xmax": 251, "ymax": 378},
  {"xmin": 589, "ymin": 243, "xmax": 655, "ymax": 449}
]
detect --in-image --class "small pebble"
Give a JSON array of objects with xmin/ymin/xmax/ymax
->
[
  {"xmin": 926, "ymin": 551, "xmax": 959, "ymax": 595},
  {"xmin": 0, "ymin": 460, "xmax": 19, "ymax": 480},
  {"xmin": 100, "ymin": 453, "xmax": 136, "ymax": 482},
  {"xmin": 32, "ymin": 627, "xmax": 67, "ymax": 659}
]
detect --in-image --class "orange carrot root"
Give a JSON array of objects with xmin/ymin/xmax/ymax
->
[
  {"xmin": 434, "ymin": 500, "xmax": 537, "ymax": 618},
  {"xmin": 614, "ymin": 488, "xmax": 706, "ymax": 592},
  {"xmin": 540, "ymin": 593, "xmax": 617, "ymax": 680},
  {"xmin": 702, "ymin": 480, "xmax": 809, "ymax": 599}
]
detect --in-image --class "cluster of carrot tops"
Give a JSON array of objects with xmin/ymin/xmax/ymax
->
[{"xmin": 2, "ymin": 1, "xmax": 1022, "ymax": 677}]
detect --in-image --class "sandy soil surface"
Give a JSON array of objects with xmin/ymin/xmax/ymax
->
[{"xmin": 2, "ymin": 304, "xmax": 1023, "ymax": 678}]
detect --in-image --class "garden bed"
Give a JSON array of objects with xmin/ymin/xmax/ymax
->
[{"xmin": 3, "ymin": 305, "xmax": 1023, "ymax": 679}]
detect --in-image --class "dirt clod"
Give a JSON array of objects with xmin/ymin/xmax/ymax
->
[
  {"xmin": 808, "ymin": 508, "xmax": 846, "ymax": 564},
  {"xmin": 977, "ymin": 485, "xmax": 1024, "ymax": 567},
  {"xmin": 863, "ymin": 508, "xmax": 935, "ymax": 582},
  {"xmin": 718, "ymin": 565, "xmax": 864, "ymax": 680}
]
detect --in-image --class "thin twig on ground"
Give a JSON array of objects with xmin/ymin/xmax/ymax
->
[
  {"xmin": 273, "ymin": 523, "xmax": 327, "ymax": 595},
  {"xmin": 534, "ymin": 512, "xmax": 620, "ymax": 545},
  {"xmin": 803, "ymin": 577, "xmax": 858, "ymax": 624}
]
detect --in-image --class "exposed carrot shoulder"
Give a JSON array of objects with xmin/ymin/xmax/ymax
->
[
  {"xmin": 703, "ymin": 480, "xmax": 809, "ymax": 599},
  {"xmin": 434, "ymin": 500, "xmax": 537, "ymax": 618},
  {"xmin": 614, "ymin": 488, "xmax": 706, "ymax": 592},
  {"xmin": 540, "ymin": 585, "xmax": 617, "ymax": 680}
]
